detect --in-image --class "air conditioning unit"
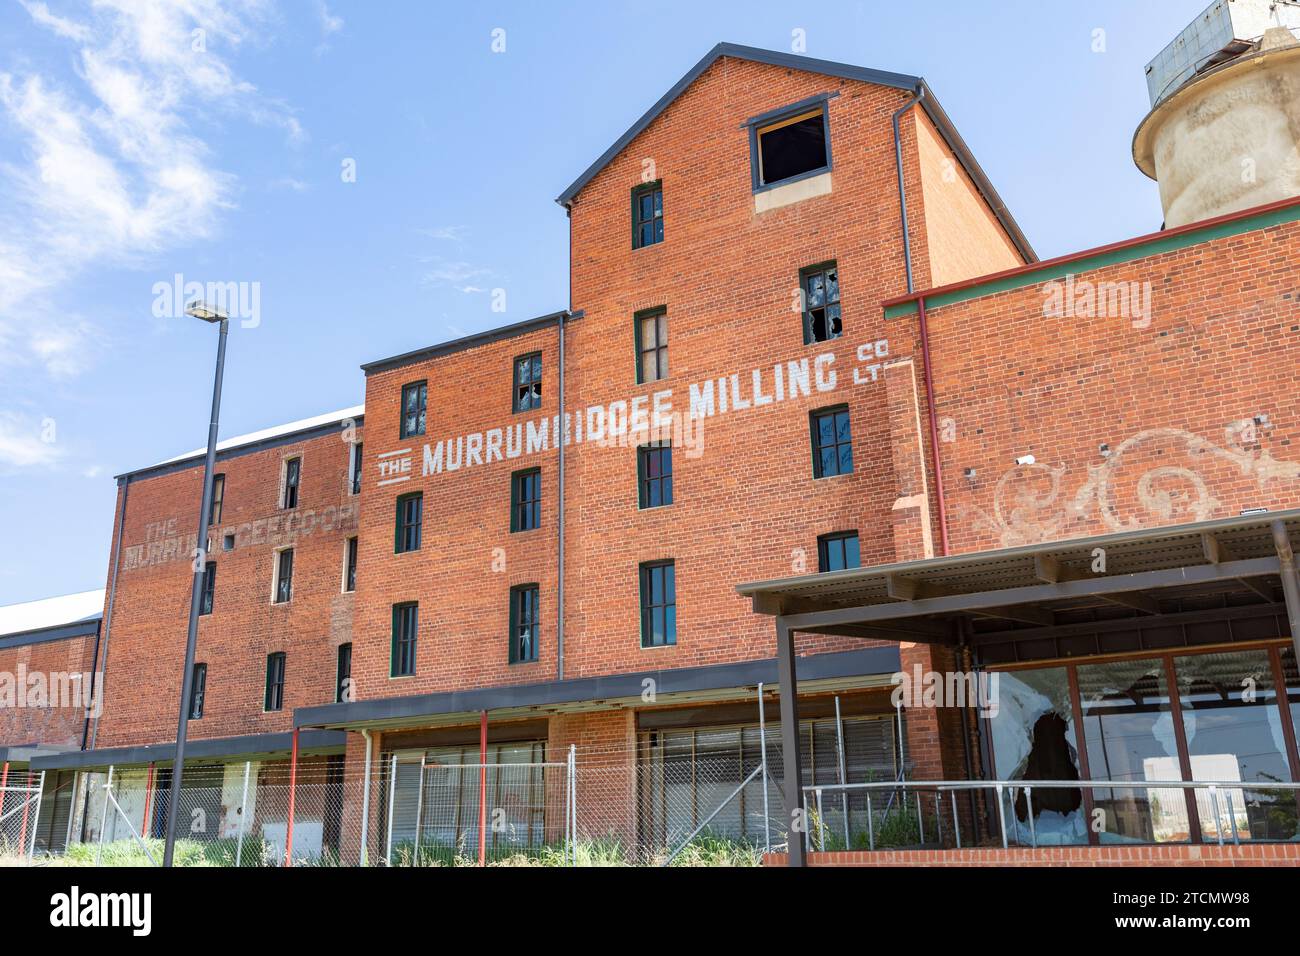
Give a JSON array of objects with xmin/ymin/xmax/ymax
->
[{"xmin": 1145, "ymin": 0, "xmax": 1300, "ymax": 107}]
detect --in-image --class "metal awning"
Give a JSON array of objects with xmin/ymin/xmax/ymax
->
[
  {"xmin": 742, "ymin": 510, "xmax": 1300, "ymax": 867},
  {"xmin": 737, "ymin": 509, "xmax": 1300, "ymax": 645}
]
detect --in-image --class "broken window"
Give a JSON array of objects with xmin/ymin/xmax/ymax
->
[
  {"xmin": 509, "ymin": 584, "xmax": 539, "ymax": 664},
  {"xmin": 1174, "ymin": 648, "xmax": 1298, "ymax": 841},
  {"xmin": 637, "ymin": 442, "xmax": 672, "ymax": 509},
  {"xmin": 810, "ymin": 406, "xmax": 853, "ymax": 478},
  {"xmin": 274, "ymin": 548, "xmax": 293, "ymax": 604},
  {"xmin": 282, "ymin": 457, "xmax": 301, "ymax": 510},
  {"xmin": 990, "ymin": 666, "xmax": 1085, "ymax": 845},
  {"xmin": 754, "ymin": 104, "xmax": 830, "ymax": 189},
  {"xmin": 801, "ymin": 263, "xmax": 841, "ymax": 344},
  {"xmin": 199, "ymin": 561, "xmax": 216, "ymax": 615},
  {"xmin": 513, "ymin": 353, "xmax": 542, "ymax": 412}
]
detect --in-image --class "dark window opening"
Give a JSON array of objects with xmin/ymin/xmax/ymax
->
[
  {"xmin": 350, "ymin": 442, "xmax": 363, "ymax": 495},
  {"xmin": 199, "ymin": 561, "xmax": 217, "ymax": 615},
  {"xmin": 222, "ymin": 533, "xmax": 235, "ymax": 552},
  {"xmin": 401, "ymin": 382, "xmax": 427, "ymax": 439},
  {"xmin": 756, "ymin": 108, "xmax": 829, "ymax": 188},
  {"xmin": 189, "ymin": 663, "xmax": 206, "ymax": 720},
  {"xmin": 336, "ymin": 643, "xmax": 353, "ymax": 703},
  {"xmin": 811, "ymin": 406, "xmax": 853, "ymax": 478},
  {"xmin": 510, "ymin": 585, "xmax": 539, "ymax": 664},
  {"xmin": 514, "ymin": 353, "xmax": 542, "ymax": 412},
  {"xmin": 801, "ymin": 263, "xmax": 841, "ymax": 344},
  {"xmin": 344, "ymin": 536, "xmax": 358, "ymax": 592},
  {"xmin": 640, "ymin": 560, "xmax": 677, "ymax": 648},
  {"xmin": 391, "ymin": 603, "xmax": 418, "ymax": 677},
  {"xmin": 511, "ymin": 468, "xmax": 541, "ymax": 532},
  {"xmin": 632, "ymin": 182, "xmax": 664, "ymax": 249},
  {"xmin": 395, "ymin": 492, "xmax": 423, "ymax": 553},
  {"xmin": 282, "ymin": 457, "xmax": 301, "ymax": 510},
  {"xmin": 817, "ymin": 531, "xmax": 860, "ymax": 573},
  {"xmin": 275, "ymin": 548, "xmax": 294, "ymax": 603},
  {"xmin": 264, "ymin": 652, "xmax": 286, "ymax": 712},
  {"xmin": 638, "ymin": 442, "xmax": 673, "ymax": 509}
]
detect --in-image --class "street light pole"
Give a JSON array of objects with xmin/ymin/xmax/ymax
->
[{"xmin": 163, "ymin": 301, "xmax": 230, "ymax": 868}]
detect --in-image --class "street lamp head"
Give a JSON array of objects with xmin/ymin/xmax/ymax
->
[{"xmin": 185, "ymin": 300, "xmax": 228, "ymax": 323}]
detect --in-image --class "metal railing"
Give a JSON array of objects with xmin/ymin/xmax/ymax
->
[{"xmin": 802, "ymin": 779, "xmax": 1300, "ymax": 852}]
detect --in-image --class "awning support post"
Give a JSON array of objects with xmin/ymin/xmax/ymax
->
[
  {"xmin": 1272, "ymin": 521, "xmax": 1300, "ymax": 661},
  {"xmin": 775, "ymin": 619, "xmax": 807, "ymax": 867},
  {"xmin": 478, "ymin": 710, "xmax": 488, "ymax": 867},
  {"xmin": 284, "ymin": 727, "xmax": 299, "ymax": 867}
]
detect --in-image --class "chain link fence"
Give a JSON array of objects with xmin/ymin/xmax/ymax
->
[
  {"xmin": 39, "ymin": 708, "xmax": 901, "ymax": 866},
  {"xmin": 0, "ymin": 771, "xmax": 44, "ymax": 859}
]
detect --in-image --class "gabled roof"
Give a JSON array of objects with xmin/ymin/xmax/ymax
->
[{"xmin": 555, "ymin": 42, "xmax": 1035, "ymax": 263}]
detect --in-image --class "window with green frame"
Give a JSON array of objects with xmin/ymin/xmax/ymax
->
[
  {"xmin": 391, "ymin": 602, "xmax": 418, "ymax": 677},
  {"xmin": 800, "ymin": 262, "xmax": 841, "ymax": 344},
  {"xmin": 634, "ymin": 307, "xmax": 668, "ymax": 384},
  {"xmin": 639, "ymin": 560, "xmax": 676, "ymax": 647},
  {"xmin": 810, "ymin": 406, "xmax": 853, "ymax": 478},
  {"xmin": 510, "ymin": 468, "xmax": 540, "ymax": 532},
  {"xmin": 264, "ymin": 652, "xmax": 285, "ymax": 712},
  {"xmin": 632, "ymin": 181, "xmax": 663, "ymax": 249},
  {"xmin": 637, "ymin": 442, "xmax": 673, "ymax": 508},
  {"xmin": 509, "ymin": 584, "xmax": 539, "ymax": 664},
  {"xmin": 395, "ymin": 491, "xmax": 423, "ymax": 553}
]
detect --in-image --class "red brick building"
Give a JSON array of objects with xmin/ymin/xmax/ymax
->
[{"xmin": 8, "ymin": 41, "xmax": 1300, "ymax": 866}]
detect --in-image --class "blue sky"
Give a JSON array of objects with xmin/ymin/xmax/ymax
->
[{"xmin": 0, "ymin": 0, "xmax": 1209, "ymax": 604}]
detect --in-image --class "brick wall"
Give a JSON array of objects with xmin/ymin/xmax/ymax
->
[
  {"xmin": 92, "ymin": 422, "xmax": 362, "ymax": 748},
  {"xmin": 0, "ymin": 634, "xmax": 98, "ymax": 750}
]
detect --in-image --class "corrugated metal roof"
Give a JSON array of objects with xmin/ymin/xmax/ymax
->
[{"xmin": 0, "ymin": 589, "xmax": 104, "ymax": 638}]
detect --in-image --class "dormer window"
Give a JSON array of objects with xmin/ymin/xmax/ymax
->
[{"xmin": 748, "ymin": 96, "xmax": 832, "ymax": 192}]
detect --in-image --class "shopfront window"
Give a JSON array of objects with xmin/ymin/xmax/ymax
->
[
  {"xmin": 1176, "ymin": 649, "xmax": 1298, "ymax": 842},
  {"xmin": 988, "ymin": 666, "xmax": 1085, "ymax": 845},
  {"xmin": 1077, "ymin": 658, "xmax": 1188, "ymax": 844}
]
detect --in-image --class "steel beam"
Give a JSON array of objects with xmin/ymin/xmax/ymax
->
[
  {"xmin": 780, "ymin": 557, "xmax": 1280, "ymax": 632},
  {"xmin": 1271, "ymin": 522, "xmax": 1300, "ymax": 662},
  {"xmin": 774, "ymin": 619, "xmax": 806, "ymax": 867}
]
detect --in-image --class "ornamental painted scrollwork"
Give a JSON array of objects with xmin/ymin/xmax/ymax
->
[{"xmin": 965, "ymin": 426, "xmax": 1300, "ymax": 547}]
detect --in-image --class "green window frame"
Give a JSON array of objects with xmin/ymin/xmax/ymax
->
[
  {"xmin": 634, "ymin": 307, "xmax": 668, "ymax": 384},
  {"xmin": 401, "ymin": 382, "xmax": 427, "ymax": 438},
  {"xmin": 509, "ymin": 584, "xmax": 540, "ymax": 664},
  {"xmin": 264, "ymin": 652, "xmax": 286, "ymax": 712},
  {"xmin": 391, "ymin": 602, "xmax": 418, "ymax": 677},
  {"xmin": 639, "ymin": 560, "xmax": 677, "ymax": 648},
  {"xmin": 511, "ymin": 468, "xmax": 541, "ymax": 532},
  {"xmin": 395, "ymin": 492, "xmax": 423, "ymax": 553},
  {"xmin": 810, "ymin": 406, "xmax": 853, "ymax": 478},
  {"xmin": 637, "ymin": 442, "xmax": 673, "ymax": 509},
  {"xmin": 800, "ymin": 262, "xmax": 841, "ymax": 344},
  {"xmin": 632, "ymin": 181, "xmax": 664, "ymax": 249}
]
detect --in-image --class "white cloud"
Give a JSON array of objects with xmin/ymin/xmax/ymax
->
[
  {"xmin": 0, "ymin": 0, "xmax": 299, "ymax": 382},
  {"xmin": 417, "ymin": 225, "xmax": 466, "ymax": 242},
  {"xmin": 0, "ymin": 412, "xmax": 63, "ymax": 470},
  {"xmin": 419, "ymin": 258, "xmax": 491, "ymax": 288},
  {"xmin": 314, "ymin": 0, "xmax": 342, "ymax": 55}
]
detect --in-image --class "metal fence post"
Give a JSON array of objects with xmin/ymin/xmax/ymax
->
[
  {"xmin": 834, "ymin": 696, "xmax": 850, "ymax": 850},
  {"xmin": 95, "ymin": 765, "xmax": 114, "ymax": 865},
  {"xmin": 757, "ymin": 682, "xmax": 771, "ymax": 853},
  {"xmin": 995, "ymin": 783, "xmax": 1008, "ymax": 849},
  {"xmin": 235, "ymin": 761, "xmax": 251, "ymax": 867},
  {"xmin": 413, "ymin": 755, "xmax": 426, "ymax": 866},
  {"xmin": 564, "ymin": 749, "xmax": 574, "ymax": 868},
  {"xmin": 25, "ymin": 771, "xmax": 45, "ymax": 859},
  {"xmin": 384, "ymin": 754, "xmax": 397, "ymax": 866}
]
